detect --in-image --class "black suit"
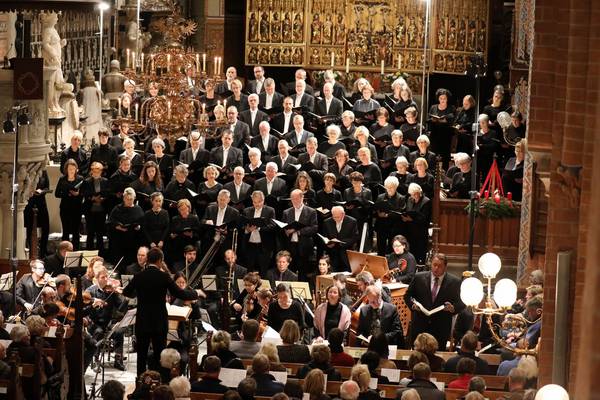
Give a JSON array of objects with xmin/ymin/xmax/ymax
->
[
  {"xmin": 179, "ymin": 147, "xmax": 210, "ymax": 185},
  {"xmin": 202, "ymin": 204, "xmax": 240, "ymax": 227},
  {"xmin": 238, "ymin": 109, "xmax": 269, "ymax": 137},
  {"xmin": 297, "ymin": 152, "xmax": 329, "ymax": 171},
  {"xmin": 241, "ymin": 205, "xmax": 277, "ymax": 275},
  {"xmin": 250, "ymin": 134, "xmax": 279, "ymax": 160},
  {"xmin": 15, "ymin": 274, "xmax": 42, "ymax": 307},
  {"xmin": 122, "ymin": 264, "xmax": 198, "ymax": 376},
  {"xmin": 270, "ymin": 154, "xmax": 298, "ymax": 173},
  {"xmin": 284, "ymin": 130, "xmax": 314, "ymax": 147},
  {"xmin": 223, "ymin": 181, "xmax": 252, "ymax": 210},
  {"xmin": 259, "ymin": 91, "xmax": 284, "ymax": 109},
  {"xmin": 271, "ymin": 111, "xmax": 295, "ymax": 135},
  {"xmin": 357, "ymin": 302, "xmax": 404, "ymax": 346},
  {"xmin": 209, "ymin": 146, "xmax": 243, "ymax": 169},
  {"xmin": 225, "ymin": 121, "xmax": 251, "ymax": 148},
  {"xmin": 265, "ymin": 268, "xmax": 298, "ymax": 289},
  {"xmin": 291, "ymin": 93, "xmax": 315, "ymax": 112},
  {"xmin": 321, "ymin": 215, "xmax": 359, "ymax": 271},
  {"xmin": 404, "ymin": 271, "xmax": 465, "ymax": 348},
  {"xmin": 282, "ymin": 205, "xmax": 318, "ymax": 278},
  {"xmin": 246, "ymin": 79, "xmax": 266, "ymax": 94},
  {"xmin": 399, "ymin": 379, "xmax": 445, "ymax": 400},
  {"xmin": 315, "ymin": 97, "xmax": 344, "ymax": 117}
]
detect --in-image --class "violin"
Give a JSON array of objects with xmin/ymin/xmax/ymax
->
[
  {"xmin": 57, "ymin": 289, "xmax": 93, "ymax": 321},
  {"xmin": 36, "ymin": 273, "xmax": 56, "ymax": 288},
  {"xmin": 104, "ymin": 277, "xmax": 123, "ymax": 294}
]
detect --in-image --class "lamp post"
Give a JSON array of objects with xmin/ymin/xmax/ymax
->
[
  {"xmin": 419, "ymin": 0, "xmax": 431, "ymax": 134},
  {"xmin": 98, "ymin": 2, "xmax": 110, "ymax": 90},
  {"xmin": 3, "ymin": 105, "xmax": 30, "ymax": 315},
  {"xmin": 460, "ymin": 252, "xmax": 537, "ymax": 356}
]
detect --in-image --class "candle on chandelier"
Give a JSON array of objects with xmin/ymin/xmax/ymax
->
[
  {"xmin": 397, "ymin": 54, "xmax": 402, "ymax": 70},
  {"xmin": 331, "ymin": 52, "xmax": 335, "ymax": 67},
  {"xmin": 150, "ymin": 54, "xmax": 155, "ymax": 72},
  {"xmin": 213, "ymin": 57, "xmax": 217, "ymax": 75},
  {"xmin": 345, "ymin": 58, "xmax": 350, "ymax": 73},
  {"xmin": 118, "ymin": 98, "xmax": 122, "ymax": 117},
  {"xmin": 167, "ymin": 100, "xmax": 172, "ymax": 119},
  {"xmin": 167, "ymin": 54, "xmax": 171, "ymax": 72},
  {"xmin": 202, "ymin": 53, "xmax": 206, "ymax": 72},
  {"xmin": 202, "ymin": 103, "xmax": 206, "ymax": 114},
  {"xmin": 381, "ymin": 59, "xmax": 385, "ymax": 74},
  {"xmin": 196, "ymin": 54, "xmax": 200, "ymax": 73},
  {"xmin": 218, "ymin": 57, "xmax": 222, "ymax": 75},
  {"xmin": 141, "ymin": 53, "xmax": 145, "ymax": 71},
  {"xmin": 135, "ymin": 103, "xmax": 139, "ymax": 122},
  {"xmin": 132, "ymin": 51, "xmax": 136, "ymax": 69},
  {"xmin": 126, "ymin": 49, "xmax": 130, "ymax": 68},
  {"xmin": 223, "ymin": 99, "xmax": 227, "ymax": 109}
]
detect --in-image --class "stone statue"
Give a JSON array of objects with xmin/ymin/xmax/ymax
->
[
  {"xmin": 102, "ymin": 60, "xmax": 127, "ymax": 104},
  {"xmin": 249, "ymin": 13, "xmax": 259, "ymax": 42},
  {"xmin": 59, "ymin": 83, "xmax": 81, "ymax": 145},
  {"xmin": 248, "ymin": 47, "xmax": 259, "ymax": 64},
  {"xmin": 41, "ymin": 12, "xmax": 68, "ymax": 118},
  {"xmin": 79, "ymin": 68, "xmax": 103, "ymax": 143}
]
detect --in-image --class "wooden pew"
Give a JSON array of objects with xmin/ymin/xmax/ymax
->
[
  {"xmin": 343, "ymin": 347, "xmax": 502, "ymax": 366},
  {"xmin": 397, "ymin": 370, "xmax": 507, "ymax": 390}
]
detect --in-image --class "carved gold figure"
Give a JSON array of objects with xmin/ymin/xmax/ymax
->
[
  {"xmin": 260, "ymin": 12, "xmax": 270, "ymax": 42},
  {"xmin": 282, "ymin": 12, "xmax": 293, "ymax": 42},
  {"xmin": 249, "ymin": 13, "xmax": 259, "ymax": 42},
  {"xmin": 293, "ymin": 13, "xmax": 303, "ymax": 42}
]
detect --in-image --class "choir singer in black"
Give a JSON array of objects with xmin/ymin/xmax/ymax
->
[
  {"xmin": 356, "ymin": 285, "xmax": 404, "ymax": 347},
  {"xmin": 321, "ymin": 206, "xmax": 358, "ymax": 272}
]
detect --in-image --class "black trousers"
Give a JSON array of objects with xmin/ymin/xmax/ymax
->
[
  {"xmin": 136, "ymin": 330, "xmax": 167, "ymax": 377},
  {"xmin": 86, "ymin": 211, "xmax": 107, "ymax": 252},
  {"xmin": 60, "ymin": 207, "xmax": 81, "ymax": 249},
  {"xmin": 244, "ymin": 242, "xmax": 272, "ymax": 276}
]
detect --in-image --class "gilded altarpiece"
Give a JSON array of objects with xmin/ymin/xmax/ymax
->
[{"xmin": 245, "ymin": 0, "xmax": 489, "ymax": 76}]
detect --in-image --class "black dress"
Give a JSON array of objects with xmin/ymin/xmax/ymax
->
[
  {"xmin": 142, "ymin": 208, "xmax": 170, "ymax": 248},
  {"xmin": 130, "ymin": 179, "xmax": 163, "ymax": 210},
  {"xmin": 374, "ymin": 192, "xmax": 406, "ymax": 256},
  {"xmin": 168, "ymin": 214, "xmax": 201, "ymax": 263},
  {"xmin": 24, "ymin": 170, "xmax": 50, "ymax": 257},
  {"xmin": 502, "ymin": 157, "xmax": 524, "ymax": 201},
  {"xmin": 55, "ymin": 174, "xmax": 84, "ymax": 249},
  {"xmin": 404, "ymin": 196, "xmax": 432, "ymax": 264},
  {"xmin": 369, "ymin": 122, "xmax": 395, "ymax": 159},
  {"xmin": 146, "ymin": 153, "xmax": 174, "ymax": 185},
  {"xmin": 454, "ymin": 107, "xmax": 476, "ymax": 154},
  {"xmin": 343, "ymin": 187, "xmax": 373, "ymax": 249},
  {"xmin": 267, "ymin": 300, "xmax": 306, "ymax": 332},
  {"xmin": 406, "ymin": 173, "xmax": 435, "ymax": 200},
  {"xmin": 428, "ymin": 104, "xmax": 456, "ymax": 168},
  {"xmin": 108, "ymin": 203, "xmax": 145, "ymax": 266},
  {"xmin": 318, "ymin": 141, "xmax": 346, "ymax": 158},
  {"xmin": 400, "ymin": 121, "xmax": 424, "ymax": 151},
  {"xmin": 195, "ymin": 181, "xmax": 223, "ymax": 218},
  {"xmin": 82, "ymin": 176, "xmax": 110, "ymax": 252},
  {"xmin": 386, "ymin": 251, "xmax": 417, "ymax": 283}
]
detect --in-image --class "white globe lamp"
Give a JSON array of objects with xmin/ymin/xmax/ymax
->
[
  {"xmin": 535, "ymin": 384, "xmax": 569, "ymax": 400},
  {"xmin": 460, "ymin": 277, "xmax": 484, "ymax": 307},
  {"xmin": 478, "ymin": 252, "xmax": 502, "ymax": 278},
  {"xmin": 493, "ymin": 278, "xmax": 518, "ymax": 308}
]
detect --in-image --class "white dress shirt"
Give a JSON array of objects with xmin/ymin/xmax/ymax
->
[
  {"xmin": 265, "ymin": 93, "xmax": 273, "ymax": 109},
  {"xmin": 249, "ymin": 207, "xmax": 262, "ymax": 243},
  {"xmin": 266, "ymin": 178, "xmax": 273, "ymax": 195},
  {"xmin": 216, "ymin": 206, "xmax": 226, "ymax": 226},
  {"xmin": 294, "ymin": 93, "xmax": 304, "ymax": 108},
  {"xmin": 292, "ymin": 205, "xmax": 303, "ymax": 242},
  {"xmin": 325, "ymin": 97, "xmax": 332, "ymax": 114},
  {"xmin": 255, "ymin": 79, "xmax": 264, "ymax": 94},
  {"xmin": 283, "ymin": 112, "xmax": 292, "ymax": 133},
  {"xmin": 222, "ymin": 147, "xmax": 230, "ymax": 167},
  {"xmin": 250, "ymin": 109, "xmax": 257, "ymax": 127},
  {"xmin": 262, "ymin": 134, "xmax": 270, "ymax": 151}
]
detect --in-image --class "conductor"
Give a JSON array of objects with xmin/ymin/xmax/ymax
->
[{"xmin": 122, "ymin": 247, "xmax": 202, "ymax": 376}]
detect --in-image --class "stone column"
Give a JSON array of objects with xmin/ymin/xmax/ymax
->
[{"xmin": 0, "ymin": 70, "xmax": 52, "ymax": 260}]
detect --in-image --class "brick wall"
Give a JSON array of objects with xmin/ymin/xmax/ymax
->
[{"xmin": 527, "ymin": 0, "xmax": 599, "ymax": 395}]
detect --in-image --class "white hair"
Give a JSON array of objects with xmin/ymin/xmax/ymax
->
[
  {"xmin": 248, "ymin": 147, "xmax": 261, "ymax": 158},
  {"xmin": 71, "ymin": 131, "xmax": 83, "ymax": 141},
  {"xmin": 384, "ymin": 176, "xmax": 399, "ymax": 188},
  {"xmin": 152, "ymin": 138, "xmax": 165, "ymax": 148},
  {"xmin": 10, "ymin": 324, "xmax": 29, "ymax": 343},
  {"xmin": 416, "ymin": 135, "xmax": 430, "ymax": 145},
  {"xmin": 342, "ymin": 110, "xmax": 355, "ymax": 120},
  {"xmin": 227, "ymin": 105, "xmax": 239, "ymax": 114},
  {"xmin": 306, "ymin": 136, "xmax": 318, "ymax": 146},
  {"xmin": 391, "ymin": 129, "xmax": 403, "ymax": 139},
  {"xmin": 248, "ymin": 93, "xmax": 259, "ymax": 102},
  {"xmin": 259, "ymin": 120, "xmax": 270, "ymax": 130},
  {"xmin": 266, "ymin": 161, "xmax": 278, "ymax": 172},
  {"xmin": 278, "ymin": 139, "xmax": 290, "ymax": 149},
  {"xmin": 391, "ymin": 77, "xmax": 408, "ymax": 91},
  {"xmin": 326, "ymin": 124, "xmax": 341, "ymax": 138},
  {"xmin": 233, "ymin": 166, "xmax": 245, "ymax": 175},
  {"xmin": 124, "ymin": 79, "xmax": 136, "ymax": 88},
  {"xmin": 478, "ymin": 113, "xmax": 490, "ymax": 122},
  {"xmin": 293, "ymin": 114, "xmax": 304, "ymax": 123},
  {"xmin": 160, "ymin": 348, "xmax": 181, "ymax": 369},
  {"xmin": 401, "ymin": 389, "xmax": 421, "ymax": 400},
  {"xmin": 169, "ymin": 376, "xmax": 191, "ymax": 398},
  {"xmin": 123, "ymin": 187, "xmax": 136, "ymax": 199},
  {"xmin": 396, "ymin": 156, "xmax": 409, "ymax": 167},
  {"xmin": 218, "ymin": 189, "xmax": 231, "ymax": 198},
  {"xmin": 296, "ymin": 79, "xmax": 306, "ymax": 89},
  {"xmin": 408, "ymin": 183, "xmax": 423, "ymax": 195}
]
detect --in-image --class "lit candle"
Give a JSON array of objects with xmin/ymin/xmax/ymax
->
[
  {"xmin": 118, "ymin": 98, "xmax": 122, "ymax": 116},
  {"xmin": 345, "ymin": 57, "xmax": 350, "ymax": 73},
  {"xmin": 127, "ymin": 102, "xmax": 131, "ymax": 117},
  {"xmin": 397, "ymin": 54, "xmax": 402, "ymax": 70},
  {"xmin": 150, "ymin": 54, "xmax": 155, "ymax": 72},
  {"xmin": 381, "ymin": 59, "xmax": 385, "ymax": 74},
  {"xmin": 167, "ymin": 100, "xmax": 172, "ymax": 119},
  {"xmin": 218, "ymin": 57, "xmax": 222, "ymax": 75},
  {"xmin": 132, "ymin": 51, "xmax": 136, "ymax": 69},
  {"xmin": 135, "ymin": 103, "xmax": 139, "ymax": 121},
  {"xmin": 202, "ymin": 53, "xmax": 206, "ymax": 72},
  {"xmin": 213, "ymin": 57, "xmax": 217, "ymax": 75},
  {"xmin": 167, "ymin": 54, "xmax": 171, "ymax": 72},
  {"xmin": 126, "ymin": 49, "xmax": 130, "ymax": 68},
  {"xmin": 196, "ymin": 54, "xmax": 200, "ymax": 73},
  {"xmin": 202, "ymin": 103, "xmax": 206, "ymax": 114},
  {"xmin": 141, "ymin": 53, "xmax": 145, "ymax": 71},
  {"xmin": 223, "ymin": 99, "xmax": 227, "ymax": 109},
  {"xmin": 331, "ymin": 51, "xmax": 335, "ymax": 67}
]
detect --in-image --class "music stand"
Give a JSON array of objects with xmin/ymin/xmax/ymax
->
[
  {"xmin": 276, "ymin": 281, "xmax": 312, "ymax": 300},
  {"xmin": 0, "ymin": 273, "xmax": 13, "ymax": 292},
  {"xmin": 346, "ymin": 250, "xmax": 389, "ymax": 280},
  {"xmin": 201, "ymin": 275, "xmax": 218, "ymax": 292},
  {"xmin": 81, "ymin": 250, "xmax": 99, "ymax": 267},
  {"xmin": 63, "ymin": 251, "xmax": 87, "ymax": 278}
]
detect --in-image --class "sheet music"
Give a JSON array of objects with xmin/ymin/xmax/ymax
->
[
  {"xmin": 202, "ymin": 321, "xmax": 217, "ymax": 332},
  {"xmin": 218, "ymin": 368, "xmax": 248, "ymax": 388},
  {"xmin": 270, "ymin": 370, "xmax": 288, "ymax": 384},
  {"xmin": 0, "ymin": 273, "xmax": 13, "ymax": 291},
  {"xmin": 412, "ymin": 299, "xmax": 445, "ymax": 316},
  {"xmin": 380, "ymin": 368, "xmax": 400, "ymax": 383}
]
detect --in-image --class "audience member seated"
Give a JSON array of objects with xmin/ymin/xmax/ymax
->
[
  {"xmin": 444, "ymin": 331, "xmax": 490, "ymax": 374},
  {"xmin": 170, "ymin": 376, "xmax": 192, "ymax": 399},
  {"xmin": 128, "ymin": 370, "xmax": 162, "ymax": 399},
  {"xmin": 359, "ymin": 351, "xmax": 390, "ymax": 384},
  {"xmin": 398, "ymin": 389, "xmax": 421, "ymax": 400},
  {"xmin": 284, "ymin": 380, "xmax": 304, "ymax": 399},
  {"xmin": 402, "ymin": 362, "xmax": 444, "ymax": 400},
  {"xmin": 230, "ymin": 319, "xmax": 261, "ymax": 359},
  {"xmin": 251, "ymin": 353, "xmax": 285, "ymax": 397},
  {"xmin": 505, "ymin": 368, "xmax": 528, "ymax": 399},
  {"xmin": 267, "ymin": 283, "xmax": 306, "ymax": 333},
  {"xmin": 256, "ymin": 342, "xmax": 287, "ymax": 372},
  {"xmin": 191, "ymin": 355, "xmax": 229, "ymax": 393},
  {"xmin": 350, "ymin": 364, "xmax": 380, "ymax": 400},
  {"xmin": 304, "ymin": 369, "xmax": 331, "ymax": 400},
  {"xmin": 277, "ymin": 319, "xmax": 311, "ymax": 363},
  {"xmin": 297, "ymin": 344, "xmax": 342, "ymax": 381},
  {"xmin": 0, "ymin": 343, "xmax": 10, "ymax": 379},
  {"xmin": 224, "ymin": 389, "xmax": 244, "ymax": 400},
  {"xmin": 328, "ymin": 328, "xmax": 355, "ymax": 367},
  {"xmin": 399, "ymin": 351, "xmax": 430, "ymax": 386},
  {"xmin": 159, "ymin": 348, "xmax": 181, "ymax": 383},
  {"xmin": 464, "ymin": 392, "xmax": 485, "ymax": 400},
  {"xmin": 413, "ymin": 333, "xmax": 445, "ymax": 372},
  {"xmin": 237, "ymin": 377, "xmax": 257, "ymax": 400},
  {"xmin": 152, "ymin": 385, "xmax": 176, "ymax": 400},
  {"xmin": 468, "ymin": 376, "xmax": 487, "ymax": 395},
  {"xmin": 367, "ymin": 332, "xmax": 397, "ymax": 369},
  {"xmin": 100, "ymin": 380, "xmax": 126, "ymax": 400},
  {"xmin": 336, "ymin": 380, "xmax": 361, "ymax": 400},
  {"xmin": 447, "ymin": 358, "xmax": 477, "ymax": 390},
  {"xmin": 200, "ymin": 331, "xmax": 243, "ymax": 371}
]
